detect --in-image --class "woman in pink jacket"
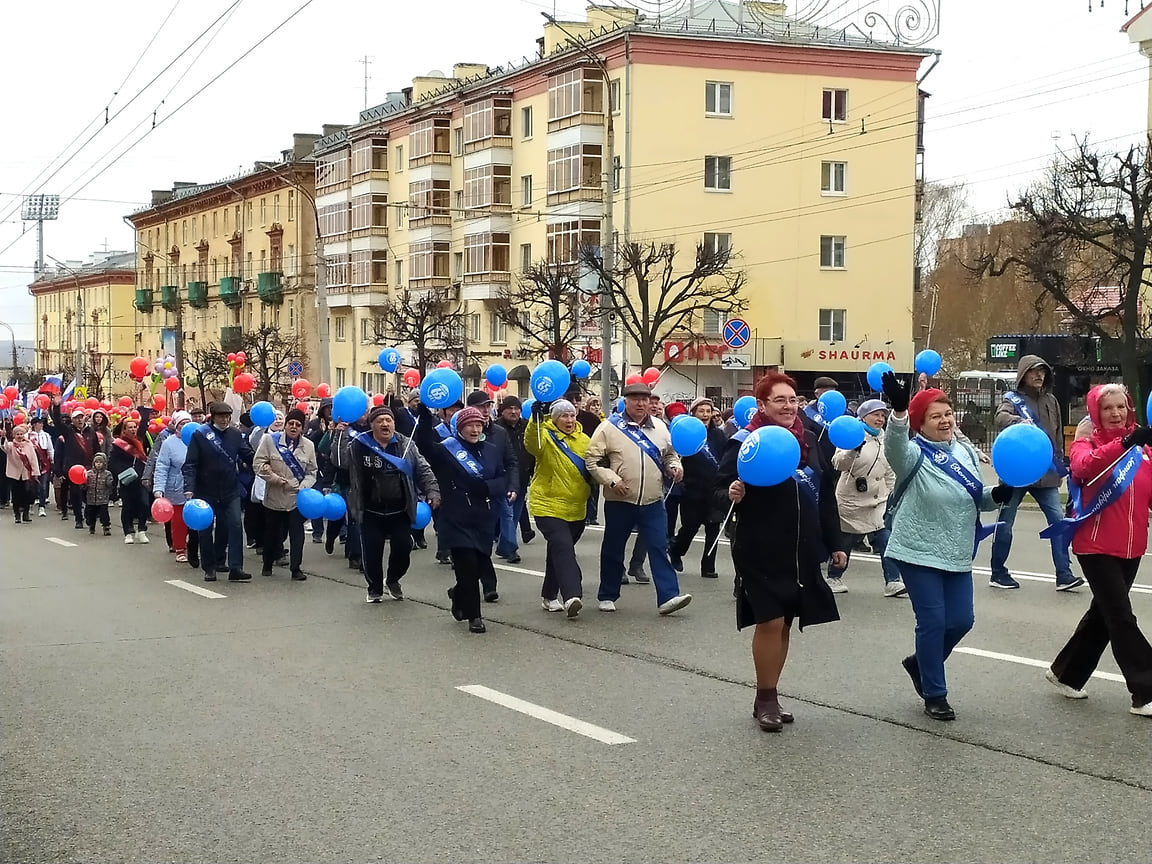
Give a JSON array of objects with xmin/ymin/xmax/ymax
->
[
  {"xmin": 1047, "ymin": 384, "xmax": 1152, "ymax": 717},
  {"xmin": 1, "ymin": 423, "xmax": 43, "ymax": 524}
]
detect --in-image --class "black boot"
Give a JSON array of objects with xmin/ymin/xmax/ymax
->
[
  {"xmin": 753, "ymin": 688, "xmax": 784, "ymax": 732},
  {"xmin": 468, "ymin": 618, "xmax": 486, "ymax": 633}
]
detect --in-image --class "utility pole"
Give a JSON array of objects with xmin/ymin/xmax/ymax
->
[
  {"xmin": 358, "ymin": 56, "xmax": 373, "ymax": 111},
  {"xmin": 0, "ymin": 319, "xmax": 17, "ymax": 381}
]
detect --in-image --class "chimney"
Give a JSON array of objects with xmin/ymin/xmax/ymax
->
[
  {"xmin": 291, "ymin": 132, "xmax": 322, "ymax": 159},
  {"xmin": 321, "ymin": 124, "xmax": 347, "ymax": 137},
  {"xmin": 151, "ymin": 189, "xmax": 174, "ymax": 206}
]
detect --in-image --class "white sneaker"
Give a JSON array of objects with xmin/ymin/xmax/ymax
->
[
  {"xmin": 1130, "ymin": 701, "xmax": 1152, "ymax": 716},
  {"xmin": 564, "ymin": 597, "xmax": 583, "ymax": 618},
  {"xmin": 541, "ymin": 598, "xmax": 564, "ymax": 612},
  {"xmin": 658, "ymin": 594, "xmax": 692, "ymax": 616},
  {"xmin": 884, "ymin": 581, "xmax": 908, "ymax": 598},
  {"xmin": 827, "ymin": 577, "xmax": 848, "ymax": 594},
  {"xmin": 38, "ymin": 507, "xmax": 46, "ymax": 518},
  {"xmin": 598, "ymin": 600, "xmax": 617, "ymax": 612},
  {"xmin": 123, "ymin": 534, "xmax": 135, "ymax": 544},
  {"xmin": 136, "ymin": 531, "xmax": 149, "ymax": 544},
  {"xmin": 1045, "ymin": 667, "xmax": 1088, "ymax": 699}
]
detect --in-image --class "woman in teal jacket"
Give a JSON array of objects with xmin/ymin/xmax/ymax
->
[{"xmin": 881, "ymin": 373, "xmax": 1011, "ymax": 721}]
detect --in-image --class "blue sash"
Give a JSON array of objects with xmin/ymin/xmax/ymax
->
[
  {"xmin": 611, "ymin": 415, "xmax": 665, "ymax": 474},
  {"xmin": 435, "ymin": 422, "xmax": 451, "ymax": 440},
  {"xmin": 198, "ymin": 427, "xmax": 234, "ymax": 465},
  {"xmin": 548, "ymin": 430, "xmax": 589, "ymax": 481},
  {"xmin": 272, "ymin": 432, "xmax": 306, "ymax": 482},
  {"xmin": 804, "ymin": 405, "xmax": 827, "ymax": 429},
  {"xmin": 1003, "ymin": 392, "xmax": 1069, "ymax": 478},
  {"xmin": 350, "ymin": 430, "xmax": 413, "ymax": 477},
  {"xmin": 732, "ymin": 429, "xmax": 817, "ymax": 503},
  {"xmin": 701, "ymin": 440, "xmax": 719, "ymax": 467},
  {"xmin": 915, "ymin": 438, "xmax": 1001, "ymax": 557},
  {"xmin": 1039, "ymin": 445, "xmax": 1142, "ymax": 549},
  {"xmin": 441, "ymin": 436, "xmax": 485, "ymax": 479}
]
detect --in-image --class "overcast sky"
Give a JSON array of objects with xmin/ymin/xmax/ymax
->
[{"xmin": 0, "ymin": 0, "xmax": 1146, "ymax": 340}]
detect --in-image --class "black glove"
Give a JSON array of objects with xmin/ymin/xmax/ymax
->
[
  {"xmin": 880, "ymin": 371, "xmax": 910, "ymax": 413},
  {"xmin": 533, "ymin": 401, "xmax": 549, "ymax": 418},
  {"xmin": 1122, "ymin": 427, "xmax": 1152, "ymax": 448},
  {"xmin": 990, "ymin": 482, "xmax": 1014, "ymax": 505}
]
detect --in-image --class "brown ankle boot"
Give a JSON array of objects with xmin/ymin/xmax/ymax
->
[{"xmin": 753, "ymin": 688, "xmax": 783, "ymax": 732}]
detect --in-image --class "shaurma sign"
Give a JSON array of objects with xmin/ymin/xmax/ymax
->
[{"xmin": 783, "ymin": 340, "xmax": 914, "ymax": 372}]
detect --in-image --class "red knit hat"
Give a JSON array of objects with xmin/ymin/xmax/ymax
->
[
  {"xmin": 908, "ymin": 388, "xmax": 949, "ymax": 433},
  {"xmin": 665, "ymin": 401, "xmax": 688, "ymax": 419}
]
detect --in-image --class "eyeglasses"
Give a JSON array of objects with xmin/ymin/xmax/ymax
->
[{"xmin": 767, "ymin": 397, "xmax": 800, "ymax": 405}]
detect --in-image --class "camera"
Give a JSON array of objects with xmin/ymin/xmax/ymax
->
[{"xmin": 855, "ymin": 477, "xmax": 869, "ymax": 493}]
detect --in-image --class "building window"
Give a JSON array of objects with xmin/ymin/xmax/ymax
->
[
  {"xmin": 182, "ymin": 220, "xmax": 187, "ymax": 244},
  {"xmin": 454, "ymin": 126, "xmax": 464, "ymax": 156},
  {"xmin": 360, "ymin": 318, "xmax": 373, "ymax": 343},
  {"xmin": 821, "ymin": 161, "xmax": 847, "ymax": 195},
  {"xmin": 490, "ymin": 312, "xmax": 507, "ymax": 344},
  {"xmin": 704, "ymin": 156, "xmax": 732, "ymax": 191},
  {"xmin": 547, "ymin": 144, "xmax": 602, "ymax": 195},
  {"xmin": 325, "ymin": 253, "xmax": 350, "ymax": 288},
  {"xmin": 705, "ymin": 81, "xmax": 732, "ymax": 116},
  {"xmin": 260, "ymin": 198, "xmax": 267, "ymax": 226},
  {"xmin": 464, "ymin": 164, "xmax": 512, "ymax": 210},
  {"xmin": 411, "ymin": 241, "xmax": 451, "ymax": 282},
  {"xmin": 819, "ymin": 235, "xmax": 847, "ymax": 269},
  {"xmin": 273, "ymin": 194, "xmax": 280, "ymax": 221},
  {"xmin": 351, "ymin": 194, "xmax": 388, "ymax": 230},
  {"xmin": 409, "ymin": 179, "xmax": 451, "ymax": 220},
  {"xmin": 819, "ymin": 308, "xmax": 846, "ymax": 342},
  {"xmin": 212, "ymin": 211, "xmax": 218, "ymax": 238},
  {"xmin": 246, "ymin": 201, "xmax": 253, "ymax": 229},
  {"xmin": 318, "ymin": 203, "xmax": 350, "ymax": 238},
  {"xmin": 351, "ymin": 137, "xmax": 388, "ymax": 175},
  {"xmin": 316, "ymin": 151, "xmax": 349, "ymax": 191},
  {"xmin": 520, "ymin": 243, "xmax": 532, "ymax": 271},
  {"xmin": 395, "ymin": 259, "xmax": 403, "ymax": 286},
  {"xmin": 287, "ymin": 191, "xmax": 295, "ymax": 221},
  {"xmin": 521, "ymin": 175, "xmax": 532, "ymax": 208},
  {"xmin": 395, "ymin": 144, "xmax": 404, "ymax": 171},
  {"xmin": 703, "ymin": 232, "xmax": 732, "ymax": 256},
  {"xmin": 335, "ymin": 367, "xmax": 347, "ymax": 387},
  {"xmin": 548, "ymin": 68, "xmax": 603, "ymax": 122},
  {"xmin": 351, "ymin": 250, "xmax": 387, "ymax": 286},
  {"xmin": 463, "ymin": 98, "xmax": 512, "ymax": 145},
  {"xmin": 409, "ymin": 118, "xmax": 450, "ymax": 161},
  {"xmin": 609, "ymin": 79, "xmax": 620, "ymax": 113},
  {"xmin": 395, "ymin": 203, "xmax": 405, "ymax": 228},
  {"xmin": 453, "ymin": 252, "xmax": 464, "ymax": 280},
  {"xmin": 521, "ymin": 106, "xmax": 533, "ymax": 139},
  {"xmin": 469, "ymin": 312, "xmax": 481, "ymax": 342},
  {"xmin": 546, "ymin": 219, "xmax": 600, "ymax": 265},
  {"xmin": 702, "ymin": 309, "xmax": 726, "ymax": 336},
  {"xmin": 286, "ymin": 244, "xmax": 295, "ymax": 276},
  {"xmin": 288, "ymin": 300, "xmax": 295, "ymax": 329},
  {"xmin": 822, "ymin": 88, "xmax": 848, "ymax": 122},
  {"xmin": 464, "ymin": 232, "xmax": 511, "ymax": 277}
]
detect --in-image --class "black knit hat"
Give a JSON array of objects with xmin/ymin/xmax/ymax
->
[{"xmin": 285, "ymin": 408, "xmax": 307, "ymax": 425}]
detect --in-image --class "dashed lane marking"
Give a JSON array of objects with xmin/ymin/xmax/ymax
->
[
  {"xmin": 954, "ymin": 646, "xmax": 1125, "ymax": 683},
  {"xmin": 43, "ymin": 537, "xmax": 78, "ymax": 548},
  {"xmin": 456, "ymin": 684, "xmax": 636, "ymax": 745},
  {"xmin": 164, "ymin": 579, "xmax": 227, "ymax": 599}
]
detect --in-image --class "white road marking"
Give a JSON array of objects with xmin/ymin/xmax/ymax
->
[
  {"xmin": 955, "ymin": 646, "xmax": 1125, "ymax": 683},
  {"xmin": 493, "ymin": 563, "xmax": 547, "ymax": 577},
  {"xmin": 456, "ymin": 684, "xmax": 636, "ymax": 745},
  {"xmin": 164, "ymin": 579, "xmax": 227, "ymax": 599},
  {"xmin": 43, "ymin": 537, "xmax": 78, "ymax": 547}
]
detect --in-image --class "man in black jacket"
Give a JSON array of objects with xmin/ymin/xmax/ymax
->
[
  {"xmin": 495, "ymin": 395, "xmax": 536, "ymax": 545},
  {"xmin": 182, "ymin": 402, "xmax": 255, "ymax": 582}
]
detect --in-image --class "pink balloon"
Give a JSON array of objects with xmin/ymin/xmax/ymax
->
[{"xmin": 151, "ymin": 497, "xmax": 174, "ymax": 523}]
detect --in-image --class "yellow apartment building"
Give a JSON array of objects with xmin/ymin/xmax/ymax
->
[
  {"xmin": 317, "ymin": 1, "xmax": 934, "ymax": 401},
  {"xmin": 126, "ymin": 134, "xmax": 322, "ymax": 397},
  {"xmin": 28, "ymin": 251, "xmax": 138, "ymax": 397}
]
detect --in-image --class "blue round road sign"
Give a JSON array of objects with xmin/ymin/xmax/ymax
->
[
  {"xmin": 288, "ymin": 360, "xmax": 304, "ymax": 378},
  {"xmin": 723, "ymin": 318, "xmax": 750, "ymax": 349}
]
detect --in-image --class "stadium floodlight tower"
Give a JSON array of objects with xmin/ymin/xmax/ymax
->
[{"xmin": 21, "ymin": 194, "xmax": 60, "ymax": 276}]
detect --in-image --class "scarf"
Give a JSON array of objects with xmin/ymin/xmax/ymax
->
[
  {"xmin": 864, "ymin": 424, "xmax": 881, "ymax": 437},
  {"xmin": 115, "ymin": 435, "xmax": 146, "ymax": 461},
  {"xmin": 747, "ymin": 409, "xmax": 810, "ymax": 468}
]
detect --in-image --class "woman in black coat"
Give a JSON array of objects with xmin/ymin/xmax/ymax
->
[
  {"xmin": 670, "ymin": 398, "xmax": 729, "ymax": 578},
  {"xmin": 715, "ymin": 372, "xmax": 844, "ymax": 732},
  {"xmin": 415, "ymin": 404, "xmax": 508, "ymax": 633}
]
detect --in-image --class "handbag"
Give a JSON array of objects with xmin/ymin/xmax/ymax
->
[{"xmin": 117, "ymin": 466, "xmax": 139, "ymax": 485}]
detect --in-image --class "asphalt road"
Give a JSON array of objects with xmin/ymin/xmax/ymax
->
[{"xmin": 3, "ymin": 507, "xmax": 1150, "ymax": 863}]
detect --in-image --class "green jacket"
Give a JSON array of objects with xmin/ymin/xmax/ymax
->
[{"xmin": 525, "ymin": 415, "xmax": 590, "ymax": 522}]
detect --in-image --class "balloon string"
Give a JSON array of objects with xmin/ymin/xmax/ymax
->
[
  {"xmin": 708, "ymin": 500, "xmax": 736, "ymax": 557},
  {"xmin": 400, "ymin": 415, "xmax": 419, "ymax": 459}
]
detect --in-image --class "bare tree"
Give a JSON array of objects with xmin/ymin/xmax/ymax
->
[
  {"xmin": 581, "ymin": 241, "xmax": 748, "ymax": 370},
  {"xmin": 491, "ymin": 262, "xmax": 582, "ymax": 361},
  {"xmin": 182, "ymin": 344, "xmax": 231, "ymax": 409},
  {"xmin": 370, "ymin": 287, "xmax": 465, "ymax": 373},
  {"xmin": 971, "ymin": 136, "xmax": 1152, "ymax": 403},
  {"xmin": 915, "ymin": 181, "xmax": 974, "ymax": 277},
  {"xmin": 242, "ymin": 326, "xmax": 306, "ymax": 404}
]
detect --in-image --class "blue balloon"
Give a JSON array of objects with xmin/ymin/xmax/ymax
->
[
  {"xmin": 297, "ymin": 487, "xmax": 326, "ymax": 520},
  {"xmin": 322, "ymin": 492, "xmax": 346, "ymax": 521},
  {"xmin": 817, "ymin": 390, "xmax": 847, "ymax": 420},
  {"xmin": 827, "ymin": 415, "xmax": 866, "ymax": 450},
  {"xmin": 992, "ymin": 423, "xmax": 1054, "ymax": 488},
  {"xmin": 867, "ymin": 362, "xmax": 894, "ymax": 392},
  {"xmin": 669, "ymin": 413, "xmax": 688, "ymax": 427},
  {"xmin": 915, "ymin": 349, "xmax": 942, "ymax": 377},
  {"xmin": 571, "ymin": 359, "xmax": 591, "ymax": 379},
  {"xmin": 485, "ymin": 364, "xmax": 508, "ymax": 388},
  {"xmin": 732, "ymin": 395, "xmax": 757, "ymax": 427},
  {"xmin": 378, "ymin": 348, "xmax": 401, "ymax": 373},
  {"xmin": 616, "ymin": 398, "xmax": 624, "ymax": 415},
  {"xmin": 250, "ymin": 400, "xmax": 276, "ymax": 428},
  {"xmin": 421, "ymin": 368, "xmax": 464, "ymax": 410},
  {"xmin": 180, "ymin": 422, "xmax": 201, "ymax": 445},
  {"xmin": 530, "ymin": 360, "xmax": 571, "ymax": 401},
  {"xmin": 332, "ymin": 385, "xmax": 369, "ymax": 423},
  {"xmin": 520, "ymin": 397, "xmax": 535, "ymax": 421},
  {"xmin": 183, "ymin": 498, "xmax": 215, "ymax": 531},
  {"xmin": 670, "ymin": 415, "xmax": 708, "ymax": 456},
  {"xmin": 412, "ymin": 500, "xmax": 432, "ymax": 530},
  {"xmin": 736, "ymin": 426, "xmax": 801, "ymax": 486}
]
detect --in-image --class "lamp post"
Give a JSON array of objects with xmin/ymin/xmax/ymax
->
[
  {"xmin": 0, "ymin": 319, "xmax": 17, "ymax": 381},
  {"xmin": 542, "ymin": 12, "xmax": 615, "ymax": 406}
]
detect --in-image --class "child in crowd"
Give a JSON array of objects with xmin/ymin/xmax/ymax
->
[{"xmin": 85, "ymin": 452, "xmax": 114, "ymax": 535}]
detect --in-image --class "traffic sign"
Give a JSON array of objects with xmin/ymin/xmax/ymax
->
[
  {"xmin": 723, "ymin": 318, "xmax": 750, "ymax": 349},
  {"xmin": 288, "ymin": 360, "xmax": 304, "ymax": 378},
  {"xmin": 720, "ymin": 353, "xmax": 750, "ymax": 370}
]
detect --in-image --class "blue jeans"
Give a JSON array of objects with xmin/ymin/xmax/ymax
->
[
  {"xmin": 899, "ymin": 562, "xmax": 975, "ymax": 700},
  {"xmin": 598, "ymin": 500, "xmax": 682, "ymax": 606},
  {"xmin": 37, "ymin": 473, "xmax": 51, "ymax": 508},
  {"xmin": 991, "ymin": 485, "xmax": 1072, "ymax": 581},
  {"xmin": 828, "ymin": 527, "xmax": 903, "ymax": 584},
  {"xmin": 496, "ymin": 495, "xmax": 519, "ymax": 558},
  {"xmin": 199, "ymin": 496, "xmax": 244, "ymax": 574}
]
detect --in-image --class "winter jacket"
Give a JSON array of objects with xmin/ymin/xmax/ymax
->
[
  {"xmin": 181, "ymin": 424, "xmax": 254, "ymax": 503},
  {"xmin": 883, "ymin": 413, "xmax": 998, "ymax": 573},
  {"xmin": 142, "ymin": 428, "xmax": 172, "ymax": 487},
  {"xmin": 152, "ymin": 435, "xmax": 188, "ymax": 502},
  {"xmin": 679, "ymin": 426, "xmax": 729, "ymax": 522},
  {"xmin": 108, "ymin": 436, "xmax": 149, "ymax": 495},
  {"xmin": 484, "ymin": 420, "xmax": 520, "ymax": 495},
  {"xmin": 2, "ymin": 439, "xmax": 41, "ymax": 481},
  {"xmin": 524, "ymin": 414, "xmax": 590, "ymax": 522},
  {"xmin": 86, "ymin": 455, "xmax": 114, "ymax": 505},
  {"xmin": 347, "ymin": 430, "xmax": 439, "ymax": 526},
  {"xmin": 54, "ymin": 424, "xmax": 94, "ymax": 474},
  {"xmin": 576, "ymin": 409, "xmax": 602, "ymax": 439},
  {"xmin": 995, "ymin": 353, "xmax": 1065, "ymax": 488},
  {"xmin": 802, "ymin": 408, "xmax": 839, "ymax": 480},
  {"xmin": 253, "ymin": 433, "xmax": 319, "ymax": 512},
  {"xmin": 832, "ymin": 431, "xmax": 896, "ymax": 535},
  {"xmin": 496, "ymin": 415, "xmax": 534, "ymax": 488},
  {"xmin": 85, "ymin": 418, "xmax": 112, "ymax": 457},
  {"xmin": 585, "ymin": 412, "xmax": 682, "ymax": 507},
  {"xmin": 1068, "ymin": 385, "xmax": 1152, "ymax": 559}
]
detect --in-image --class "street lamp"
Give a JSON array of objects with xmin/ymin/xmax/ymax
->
[{"xmin": 0, "ymin": 318, "xmax": 17, "ymax": 380}]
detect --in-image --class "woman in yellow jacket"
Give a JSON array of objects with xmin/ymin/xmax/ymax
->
[{"xmin": 526, "ymin": 398, "xmax": 592, "ymax": 617}]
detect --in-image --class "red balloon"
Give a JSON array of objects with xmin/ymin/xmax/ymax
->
[
  {"xmin": 2, "ymin": 386, "xmax": 17, "ymax": 399},
  {"xmin": 164, "ymin": 377, "xmax": 180, "ymax": 392},
  {"xmin": 0, "ymin": 395, "xmax": 8, "ymax": 409},
  {"xmin": 151, "ymin": 497, "xmax": 175, "ymax": 523},
  {"xmin": 371, "ymin": 393, "xmax": 386, "ymax": 406},
  {"xmin": 315, "ymin": 383, "xmax": 331, "ymax": 398},
  {"xmin": 642, "ymin": 367, "xmax": 661, "ymax": 384},
  {"xmin": 130, "ymin": 357, "xmax": 149, "ymax": 377},
  {"xmin": 625, "ymin": 373, "xmax": 644, "ymax": 385},
  {"xmin": 235, "ymin": 351, "xmax": 247, "ymax": 362},
  {"xmin": 295, "ymin": 401, "xmax": 310, "ymax": 412},
  {"xmin": 34, "ymin": 394, "xmax": 50, "ymax": 409},
  {"xmin": 403, "ymin": 369, "xmax": 421, "ymax": 388},
  {"xmin": 436, "ymin": 360, "xmax": 453, "ymax": 369},
  {"xmin": 226, "ymin": 352, "xmax": 237, "ymax": 363},
  {"xmin": 118, "ymin": 396, "xmax": 133, "ymax": 408},
  {"xmin": 291, "ymin": 379, "xmax": 312, "ymax": 399},
  {"xmin": 68, "ymin": 465, "xmax": 87, "ymax": 485},
  {"xmin": 13, "ymin": 412, "xmax": 26, "ymax": 425},
  {"xmin": 232, "ymin": 372, "xmax": 255, "ymax": 394},
  {"xmin": 130, "ymin": 410, "xmax": 141, "ymax": 421},
  {"xmin": 152, "ymin": 394, "xmax": 166, "ymax": 410},
  {"xmin": 84, "ymin": 397, "xmax": 98, "ymax": 408}
]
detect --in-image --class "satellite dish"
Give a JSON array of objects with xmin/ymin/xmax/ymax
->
[{"xmin": 426, "ymin": 69, "xmax": 446, "ymax": 78}]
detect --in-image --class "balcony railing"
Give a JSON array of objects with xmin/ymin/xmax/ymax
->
[
  {"xmin": 220, "ymin": 326, "xmax": 243, "ymax": 353},
  {"xmin": 187, "ymin": 281, "xmax": 209, "ymax": 309},
  {"xmin": 160, "ymin": 285, "xmax": 180, "ymax": 312},
  {"xmin": 257, "ymin": 271, "xmax": 284, "ymax": 305},
  {"xmin": 219, "ymin": 276, "xmax": 243, "ymax": 308},
  {"xmin": 134, "ymin": 288, "xmax": 154, "ymax": 313}
]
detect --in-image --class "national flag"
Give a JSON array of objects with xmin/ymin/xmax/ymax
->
[
  {"xmin": 61, "ymin": 378, "xmax": 77, "ymax": 401},
  {"xmin": 38, "ymin": 373, "xmax": 63, "ymax": 395}
]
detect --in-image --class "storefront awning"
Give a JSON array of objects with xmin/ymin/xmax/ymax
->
[
  {"xmin": 462, "ymin": 363, "xmax": 481, "ymax": 378},
  {"xmin": 508, "ymin": 364, "xmax": 531, "ymax": 381}
]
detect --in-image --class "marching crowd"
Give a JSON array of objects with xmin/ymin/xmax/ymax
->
[{"xmin": 3, "ymin": 351, "xmax": 1150, "ymax": 728}]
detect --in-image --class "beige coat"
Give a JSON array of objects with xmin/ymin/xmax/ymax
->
[
  {"xmin": 832, "ymin": 432, "xmax": 896, "ymax": 535},
  {"xmin": 253, "ymin": 432, "xmax": 318, "ymax": 512},
  {"xmin": 585, "ymin": 414, "xmax": 681, "ymax": 507}
]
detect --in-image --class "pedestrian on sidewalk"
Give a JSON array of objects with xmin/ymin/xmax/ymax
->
[
  {"xmin": 1046, "ymin": 384, "xmax": 1152, "ymax": 717},
  {"xmin": 109, "ymin": 418, "xmax": 150, "ymax": 545},
  {"xmin": 990, "ymin": 354, "xmax": 1083, "ymax": 591},
  {"xmin": 585, "ymin": 381, "xmax": 691, "ymax": 616},
  {"xmin": 525, "ymin": 398, "xmax": 591, "ymax": 617},
  {"xmin": 254, "ymin": 409, "xmax": 319, "ymax": 582},
  {"xmin": 881, "ymin": 373, "xmax": 1010, "ymax": 722},
  {"xmin": 827, "ymin": 399, "xmax": 906, "ymax": 597},
  {"xmin": 669, "ymin": 397, "xmax": 727, "ymax": 580},
  {"xmin": 84, "ymin": 452, "xmax": 114, "ymax": 534},
  {"xmin": 415, "ymin": 405, "xmax": 504, "ymax": 634},
  {"xmin": 153, "ymin": 412, "xmax": 195, "ymax": 561},
  {"xmin": 0, "ymin": 423, "xmax": 41, "ymax": 524},
  {"xmin": 347, "ymin": 405, "xmax": 438, "ymax": 602},
  {"xmin": 717, "ymin": 372, "xmax": 843, "ymax": 732}
]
